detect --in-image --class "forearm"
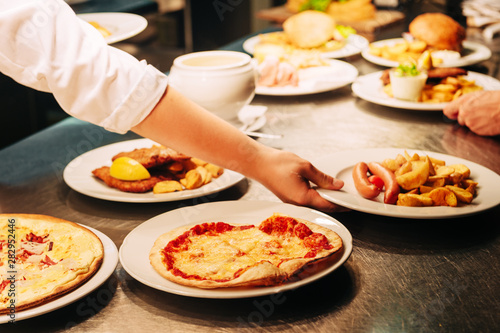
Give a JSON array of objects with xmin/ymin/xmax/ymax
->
[{"xmin": 131, "ymin": 86, "xmax": 272, "ymax": 181}]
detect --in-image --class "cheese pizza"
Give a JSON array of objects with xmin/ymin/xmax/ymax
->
[
  {"xmin": 149, "ymin": 213, "xmax": 343, "ymax": 289},
  {"xmin": 0, "ymin": 214, "xmax": 104, "ymax": 314}
]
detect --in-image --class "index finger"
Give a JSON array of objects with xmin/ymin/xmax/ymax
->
[{"xmin": 302, "ymin": 163, "xmax": 344, "ymax": 190}]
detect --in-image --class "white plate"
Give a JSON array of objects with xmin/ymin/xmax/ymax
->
[
  {"xmin": 0, "ymin": 226, "xmax": 118, "ymax": 323},
  {"xmin": 352, "ymin": 71, "xmax": 500, "ymax": 110},
  {"xmin": 313, "ymin": 148, "xmax": 500, "ymax": 219},
  {"xmin": 119, "ymin": 201, "xmax": 353, "ymax": 299},
  {"xmin": 361, "ymin": 38, "xmax": 492, "ymax": 68},
  {"xmin": 77, "ymin": 12, "xmax": 148, "ymax": 44},
  {"xmin": 63, "ymin": 138, "xmax": 245, "ymax": 203},
  {"xmin": 256, "ymin": 59, "xmax": 358, "ymax": 96},
  {"xmin": 243, "ymin": 33, "xmax": 369, "ymax": 59}
]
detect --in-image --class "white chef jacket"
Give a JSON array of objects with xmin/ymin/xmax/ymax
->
[{"xmin": 0, "ymin": 0, "xmax": 168, "ymax": 134}]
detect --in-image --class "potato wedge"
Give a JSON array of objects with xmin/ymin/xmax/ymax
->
[
  {"xmin": 153, "ymin": 180, "xmax": 183, "ymax": 194},
  {"xmin": 396, "ymin": 158, "xmax": 430, "ymax": 190},
  {"xmin": 445, "ymin": 185, "xmax": 473, "ymax": 204},
  {"xmin": 204, "ymin": 163, "xmax": 224, "ymax": 178},
  {"xmin": 196, "ymin": 165, "xmax": 212, "ymax": 185},
  {"xmin": 448, "ymin": 164, "xmax": 471, "ymax": 179},
  {"xmin": 397, "ymin": 193, "xmax": 433, "ymax": 207},
  {"xmin": 435, "ymin": 165, "xmax": 454, "ymax": 177},
  {"xmin": 191, "ymin": 157, "xmax": 207, "ymax": 167},
  {"xmin": 428, "ymin": 187, "xmax": 457, "ymax": 207},
  {"xmin": 395, "ymin": 161, "xmax": 412, "ymax": 177},
  {"xmin": 181, "ymin": 169, "xmax": 204, "ymax": 189}
]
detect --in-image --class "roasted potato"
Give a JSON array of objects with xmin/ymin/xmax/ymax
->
[
  {"xmin": 396, "ymin": 158, "xmax": 430, "ymax": 191},
  {"xmin": 381, "ymin": 151, "xmax": 477, "ymax": 207}
]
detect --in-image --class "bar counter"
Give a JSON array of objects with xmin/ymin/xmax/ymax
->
[{"xmin": 1, "ymin": 12, "xmax": 500, "ymax": 333}]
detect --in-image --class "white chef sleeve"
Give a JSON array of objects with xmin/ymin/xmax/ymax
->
[{"xmin": 0, "ymin": 0, "xmax": 168, "ymax": 134}]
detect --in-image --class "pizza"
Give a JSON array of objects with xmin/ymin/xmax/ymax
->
[
  {"xmin": 0, "ymin": 214, "xmax": 104, "ymax": 315},
  {"xmin": 149, "ymin": 213, "xmax": 343, "ymax": 289}
]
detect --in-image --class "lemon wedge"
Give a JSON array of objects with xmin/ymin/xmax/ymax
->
[
  {"xmin": 110, "ymin": 157, "xmax": 150, "ymax": 181},
  {"xmin": 417, "ymin": 50, "xmax": 433, "ymax": 71}
]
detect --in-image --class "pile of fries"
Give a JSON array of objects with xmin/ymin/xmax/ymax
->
[
  {"xmin": 153, "ymin": 158, "xmax": 223, "ymax": 194},
  {"xmin": 383, "ymin": 75, "xmax": 483, "ymax": 103},
  {"xmin": 369, "ymin": 40, "xmax": 427, "ymax": 64},
  {"xmin": 382, "ymin": 151, "xmax": 478, "ymax": 207}
]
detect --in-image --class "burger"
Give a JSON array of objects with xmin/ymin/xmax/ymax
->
[
  {"xmin": 282, "ymin": 10, "xmax": 337, "ymax": 48},
  {"xmin": 408, "ymin": 13, "xmax": 466, "ymax": 52},
  {"xmin": 286, "ymin": 0, "xmax": 376, "ymax": 22}
]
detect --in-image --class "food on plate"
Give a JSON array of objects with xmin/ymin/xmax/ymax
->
[
  {"xmin": 257, "ymin": 55, "xmax": 299, "ymax": 87},
  {"xmin": 353, "ymin": 150, "xmax": 478, "ymax": 207},
  {"xmin": 352, "ymin": 162, "xmax": 381, "ymax": 200},
  {"xmin": 149, "ymin": 213, "xmax": 343, "ymax": 288},
  {"xmin": 366, "ymin": 162, "xmax": 400, "ymax": 204},
  {"xmin": 109, "ymin": 156, "xmax": 151, "ymax": 181},
  {"xmin": 88, "ymin": 21, "xmax": 112, "ymax": 39},
  {"xmin": 286, "ymin": 0, "xmax": 376, "ymax": 22},
  {"xmin": 380, "ymin": 61, "xmax": 482, "ymax": 103},
  {"xmin": 111, "ymin": 145, "xmax": 189, "ymax": 169},
  {"xmin": 254, "ymin": 10, "xmax": 356, "ymax": 55},
  {"xmin": 409, "ymin": 13, "xmax": 465, "ymax": 52},
  {"xmin": 0, "ymin": 214, "xmax": 103, "ymax": 314},
  {"xmin": 92, "ymin": 145, "xmax": 224, "ymax": 193},
  {"xmin": 368, "ymin": 13, "xmax": 466, "ymax": 66},
  {"xmin": 252, "ymin": 10, "xmax": 357, "ymax": 87},
  {"xmin": 283, "ymin": 10, "xmax": 337, "ymax": 49},
  {"xmin": 388, "ymin": 63, "xmax": 428, "ymax": 101}
]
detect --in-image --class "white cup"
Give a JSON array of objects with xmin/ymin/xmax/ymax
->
[
  {"xmin": 168, "ymin": 51, "xmax": 256, "ymax": 121},
  {"xmin": 389, "ymin": 69, "xmax": 428, "ymax": 102}
]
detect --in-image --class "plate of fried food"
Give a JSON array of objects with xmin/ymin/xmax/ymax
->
[
  {"xmin": 63, "ymin": 139, "xmax": 245, "ymax": 203},
  {"xmin": 313, "ymin": 148, "xmax": 500, "ymax": 219},
  {"xmin": 243, "ymin": 10, "xmax": 368, "ymax": 59},
  {"xmin": 77, "ymin": 12, "xmax": 148, "ymax": 44},
  {"xmin": 351, "ymin": 68, "xmax": 500, "ymax": 110},
  {"xmin": 362, "ymin": 13, "xmax": 492, "ymax": 68}
]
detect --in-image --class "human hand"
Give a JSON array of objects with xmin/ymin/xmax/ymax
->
[
  {"xmin": 254, "ymin": 149, "xmax": 346, "ymax": 213},
  {"xmin": 443, "ymin": 90, "xmax": 500, "ymax": 136}
]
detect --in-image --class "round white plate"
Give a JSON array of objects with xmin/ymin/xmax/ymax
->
[
  {"xmin": 0, "ymin": 226, "xmax": 118, "ymax": 323},
  {"xmin": 243, "ymin": 33, "xmax": 369, "ymax": 59},
  {"xmin": 361, "ymin": 38, "xmax": 492, "ymax": 68},
  {"xmin": 77, "ymin": 12, "xmax": 148, "ymax": 44},
  {"xmin": 351, "ymin": 71, "xmax": 500, "ymax": 110},
  {"xmin": 256, "ymin": 59, "xmax": 358, "ymax": 96},
  {"xmin": 313, "ymin": 148, "xmax": 500, "ymax": 219},
  {"xmin": 63, "ymin": 138, "xmax": 245, "ymax": 203},
  {"xmin": 119, "ymin": 201, "xmax": 353, "ymax": 299}
]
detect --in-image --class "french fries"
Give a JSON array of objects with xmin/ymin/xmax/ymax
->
[
  {"xmin": 381, "ymin": 151, "xmax": 478, "ymax": 207},
  {"xmin": 369, "ymin": 40, "xmax": 446, "ymax": 66},
  {"xmin": 153, "ymin": 158, "xmax": 224, "ymax": 194},
  {"xmin": 384, "ymin": 75, "xmax": 483, "ymax": 103}
]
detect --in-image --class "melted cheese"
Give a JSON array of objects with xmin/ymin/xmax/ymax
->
[
  {"xmin": 168, "ymin": 227, "xmax": 310, "ymax": 281},
  {"xmin": 0, "ymin": 216, "xmax": 102, "ymax": 310}
]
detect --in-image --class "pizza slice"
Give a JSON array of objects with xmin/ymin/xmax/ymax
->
[
  {"xmin": 149, "ymin": 213, "xmax": 343, "ymax": 289},
  {"xmin": 0, "ymin": 214, "xmax": 104, "ymax": 314}
]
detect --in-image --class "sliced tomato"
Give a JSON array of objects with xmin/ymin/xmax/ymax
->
[{"xmin": 368, "ymin": 175, "xmax": 384, "ymax": 191}]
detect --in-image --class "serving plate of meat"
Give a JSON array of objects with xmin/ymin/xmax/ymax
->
[{"xmin": 63, "ymin": 139, "xmax": 245, "ymax": 202}]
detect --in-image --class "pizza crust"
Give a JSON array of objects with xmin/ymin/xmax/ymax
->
[
  {"xmin": 149, "ymin": 213, "xmax": 343, "ymax": 289},
  {"xmin": 0, "ymin": 214, "xmax": 104, "ymax": 315}
]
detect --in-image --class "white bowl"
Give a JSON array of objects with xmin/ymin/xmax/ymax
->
[{"xmin": 168, "ymin": 51, "xmax": 256, "ymax": 121}]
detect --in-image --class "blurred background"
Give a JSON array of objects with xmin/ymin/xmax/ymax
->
[{"xmin": 1, "ymin": 0, "xmax": 490, "ymax": 149}]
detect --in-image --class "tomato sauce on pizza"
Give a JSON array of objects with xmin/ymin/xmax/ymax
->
[{"xmin": 150, "ymin": 213, "xmax": 343, "ymax": 289}]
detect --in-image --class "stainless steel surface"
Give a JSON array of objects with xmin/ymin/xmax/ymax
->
[{"xmin": 2, "ymin": 15, "xmax": 500, "ymax": 333}]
